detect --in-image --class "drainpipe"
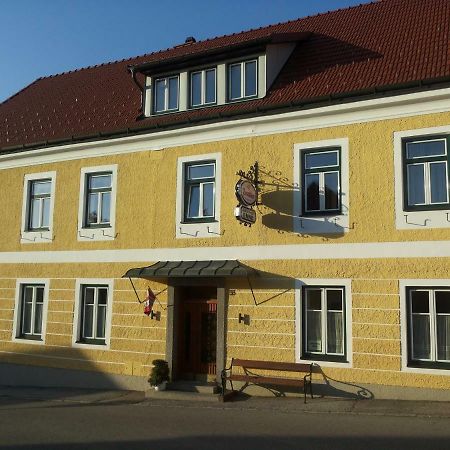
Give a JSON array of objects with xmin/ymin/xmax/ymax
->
[{"xmin": 128, "ymin": 66, "xmax": 144, "ymax": 115}]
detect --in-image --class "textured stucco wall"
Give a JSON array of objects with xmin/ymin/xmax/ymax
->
[{"xmin": 0, "ymin": 110, "xmax": 450, "ymax": 393}]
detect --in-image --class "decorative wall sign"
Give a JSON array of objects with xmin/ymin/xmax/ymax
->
[
  {"xmin": 235, "ymin": 179, "xmax": 257, "ymax": 206},
  {"xmin": 234, "ymin": 205, "xmax": 256, "ymax": 225}
]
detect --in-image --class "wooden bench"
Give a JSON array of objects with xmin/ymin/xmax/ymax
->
[{"xmin": 221, "ymin": 358, "xmax": 320, "ymax": 403}]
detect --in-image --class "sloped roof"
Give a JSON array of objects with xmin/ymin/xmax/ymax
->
[{"xmin": 0, "ymin": 0, "xmax": 449, "ymax": 153}]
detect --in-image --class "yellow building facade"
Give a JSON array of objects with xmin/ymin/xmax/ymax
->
[{"xmin": 1, "ymin": 89, "xmax": 450, "ymax": 398}]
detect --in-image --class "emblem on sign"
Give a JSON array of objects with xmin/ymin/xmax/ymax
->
[
  {"xmin": 235, "ymin": 179, "xmax": 257, "ymax": 207},
  {"xmin": 234, "ymin": 162, "xmax": 260, "ymax": 227}
]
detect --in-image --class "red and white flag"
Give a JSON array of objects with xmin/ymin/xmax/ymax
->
[{"xmin": 143, "ymin": 287, "xmax": 156, "ymax": 316}]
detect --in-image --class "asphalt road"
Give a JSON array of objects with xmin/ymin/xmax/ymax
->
[{"xmin": 1, "ymin": 397, "xmax": 450, "ymax": 450}]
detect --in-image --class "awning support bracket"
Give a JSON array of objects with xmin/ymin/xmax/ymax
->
[{"xmin": 247, "ymin": 275, "xmax": 257, "ymax": 306}]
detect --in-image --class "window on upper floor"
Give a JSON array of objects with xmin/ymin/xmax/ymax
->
[
  {"xmin": 184, "ymin": 161, "xmax": 216, "ymax": 222},
  {"xmin": 228, "ymin": 59, "xmax": 257, "ymax": 101},
  {"xmin": 407, "ymin": 287, "xmax": 450, "ymax": 370},
  {"xmin": 302, "ymin": 148, "xmax": 341, "ymax": 215},
  {"xmin": 20, "ymin": 172, "xmax": 56, "ymax": 244},
  {"xmin": 190, "ymin": 68, "xmax": 216, "ymax": 107},
  {"xmin": 302, "ymin": 286, "xmax": 347, "ymax": 363},
  {"xmin": 154, "ymin": 75, "xmax": 179, "ymax": 113},
  {"xmin": 403, "ymin": 136, "xmax": 450, "ymax": 211},
  {"xmin": 78, "ymin": 165, "xmax": 117, "ymax": 241}
]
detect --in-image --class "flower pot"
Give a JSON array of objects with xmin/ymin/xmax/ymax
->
[{"xmin": 154, "ymin": 381, "xmax": 167, "ymax": 391}]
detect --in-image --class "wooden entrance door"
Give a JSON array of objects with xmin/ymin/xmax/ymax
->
[{"xmin": 177, "ymin": 297, "xmax": 217, "ymax": 379}]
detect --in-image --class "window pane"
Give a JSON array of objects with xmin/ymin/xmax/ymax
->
[
  {"xmin": 187, "ymin": 185, "xmax": 200, "ymax": 218},
  {"xmin": 324, "ymin": 172, "xmax": 339, "ymax": 210},
  {"xmin": 83, "ymin": 304, "xmax": 93, "ymax": 338},
  {"xmin": 96, "ymin": 306, "xmax": 106, "ymax": 339},
  {"xmin": 155, "ymin": 79, "xmax": 165, "ymax": 112},
  {"xmin": 306, "ymin": 289, "xmax": 322, "ymax": 310},
  {"xmin": 430, "ymin": 162, "xmax": 448, "ymax": 203},
  {"xmin": 436, "ymin": 291, "xmax": 450, "ymax": 313},
  {"xmin": 188, "ymin": 164, "xmax": 214, "ymax": 179},
  {"xmin": 87, "ymin": 193, "xmax": 98, "ymax": 224},
  {"xmin": 34, "ymin": 303, "xmax": 43, "ymax": 335},
  {"xmin": 202, "ymin": 182, "xmax": 215, "ymax": 217},
  {"xmin": 205, "ymin": 69, "xmax": 216, "ymax": 103},
  {"xmin": 84, "ymin": 287, "xmax": 95, "ymax": 305},
  {"xmin": 406, "ymin": 140, "xmax": 446, "ymax": 159},
  {"xmin": 168, "ymin": 77, "xmax": 179, "ymax": 110},
  {"xmin": 191, "ymin": 72, "xmax": 202, "ymax": 106},
  {"xmin": 305, "ymin": 151, "xmax": 338, "ymax": 169},
  {"xmin": 307, "ymin": 310, "xmax": 322, "ymax": 352},
  {"xmin": 98, "ymin": 288, "xmax": 108, "ymax": 305},
  {"xmin": 22, "ymin": 303, "xmax": 32, "ymax": 334},
  {"xmin": 412, "ymin": 315, "xmax": 431, "ymax": 360},
  {"xmin": 411, "ymin": 290, "xmax": 429, "ymax": 313},
  {"xmin": 24, "ymin": 287, "xmax": 33, "ymax": 303},
  {"xmin": 244, "ymin": 61, "xmax": 257, "ymax": 97},
  {"xmin": 305, "ymin": 174, "xmax": 320, "ymax": 211},
  {"xmin": 230, "ymin": 64, "xmax": 241, "ymax": 100},
  {"xmin": 42, "ymin": 197, "xmax": 50, "ymax": 228},
  {"xmin": 407, "ymin": 164, "xmax": 425, "ymax": 205},
  {"xmin": 89, "ymin": 174, "xmax": 111, "ymax": 189},
  {"xmin": 30, "ymin": 198, "xmax": 40, "ymax": 229},
  {"xmin": 35, "ymin": 287, "xmax": 44, "ymax": 304},
  {"xmin": 32, "ymin": 180, "xmax": 51, "ymax": 195},
  {"xmin": 100, "ymin": 192, "xmax": 111, "ymax": 223},
  {"xmin": 327, "ymin": 311, "xmax": 343, "ymax": 354},
  {"xmin": 327, "ymin": 290, "xmax": 343, "ymax": 311},
  {"xmin": 437, "ymin": 315, "xmax": 450, "ymax": 361}
]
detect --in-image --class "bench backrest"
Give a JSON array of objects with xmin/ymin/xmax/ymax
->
[{"xmin": 232, "ymin": 358, "xmax": 320, "ymax": 373}]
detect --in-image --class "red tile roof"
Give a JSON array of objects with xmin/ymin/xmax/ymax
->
[{"xmin": 1, "ymin": 0, "xmax": 449, "ymax": 152}]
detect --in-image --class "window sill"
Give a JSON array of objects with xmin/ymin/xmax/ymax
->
[
  {"xmin": 296, "ymin": 356, "xmax": 351, "ymax": 369},
  {"xmin": 293, "ymin": 213, "xmax": 349, "ymax": 235},
  {"xmin": 77, "ymin": 227, "xmax": 116, "ymax": 241},
  {"xmin": 177, "ymin": 220, "xmax": 221, "ymax": 239},
  {"xmin": 12, "ymin": 336, "xmax": 45, "ymax": 345},
  {"xmin": 20, "ymin": 230, "xmax": 53, "ymax": 244},
  {"xmin": 397, "ymin": 208, "xmax": 450, "ymax": 230},
  {"xmin": 73, "ymin": 340, "xmax": 108, "ymax": 350}
]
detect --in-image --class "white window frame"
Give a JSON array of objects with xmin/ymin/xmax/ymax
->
[
  {"xmin": 153, "ymin": 75, "xmax": 180, "ymax": 113},
  {"xmin": 176, "ymin": 153, "xmax": 221, "ymax": 239},
  {"xmin": 228, "ymin": 59, "xmax": 258, "ymax": 101},
  {"xmin": 190, "ymin": 68, "xmax": 217, "ymax": 108},
  {"xmin": 77, "ymin": 165, "xmax": 118, "ymax": 241},
  {"xmin": 20, "ymin": 171, "xmax": 56, "ymax": 244},
  {"xmin": 295, "ymin": 278, "xmax": 352, "ymax": 368},
  {"xmin": 72, "ymin": 279, "xmax": 113, "ymax": 350},
  {"xmin": 400, "ymin": 279, "xmax": 450, "ymax": 375},
  {"xmin": 394, "ymin": 125, "xmax": 450, "ymax": 229},
  {"xmin": 12, "ymin": 279, "xmax": 50, "ymax": 345},
  {"xmin": 293, "ymin": 138, "xmax": 350, "ymax": 234}
]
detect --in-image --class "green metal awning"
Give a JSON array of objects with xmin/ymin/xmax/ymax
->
[{"xmin": 123, "ymin": 260, "xmax": 259, "ymax": 279}]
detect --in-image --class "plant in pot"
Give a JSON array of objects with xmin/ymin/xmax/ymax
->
[{"xmin": 148, "ymin": 359, "xmax": 170, "ymax": 391}]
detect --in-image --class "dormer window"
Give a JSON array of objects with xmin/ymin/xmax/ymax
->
[
  {"xmin": 228, "ymin": 59, "xmax": 257, "ymax": 101},
  {"xmin": 154, "ymin": 75, "xmax": 179, "ymax": 113},
  {"xmin": 190, "ymin": 68, "xmax": 216, "ymax": 107}
]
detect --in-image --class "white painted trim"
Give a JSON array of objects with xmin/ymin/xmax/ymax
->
[
  {"xmin": 12, "ymin": 279, "xmax": 50, "ymax": 345},
  {"xmin": 399, "ymin": 279, "xmax": 450, "ymax": 376},
  {"xmin": 20, "ymin": 171, "xmax": 56, "ymax": 244},
  {"xmin": 0, "ymin": 88, "xmax": 449, "ymax": 170},
  {"xmin": 2, "ymin": 240, "xmax": 450, "ymax": 264},
  {"xmin": 295, "ymin": 278, "xmax": 352, "ymax": 368},
  {"xmin": 72, "ymin": 278, "xmax": 114, "ymax": 350},
  {"xmin": 77, "ymin": 165, "xmax": 118, "ymax": 241},
  {"xmin": 293, "ymin": 138, "xmax": 349, "ymax": 234},
  {"xmin": 394, "ymin": 125, "xmax": 450, "ymax": 230},
  {"xmin": 175, "ymin": 152, "xmax": 222, "ymax": 239}
]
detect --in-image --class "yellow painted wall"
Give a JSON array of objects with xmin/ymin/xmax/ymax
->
[{"xmin": 0, "ymin": 110, "xmax": 450, "ymax": 392}]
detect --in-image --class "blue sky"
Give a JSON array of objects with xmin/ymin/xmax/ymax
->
[{"xmin": 0, "ymin": 0, "xmax": 367, "ymax": 102}]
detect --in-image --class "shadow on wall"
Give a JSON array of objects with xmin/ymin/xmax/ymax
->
[
  {"xmin": 0, "ymin": 345, "xmax": 148, "ymax": 405},
  {"xmin": 257, "ymin": 166, "xmax": 345, "ymax": 238}
]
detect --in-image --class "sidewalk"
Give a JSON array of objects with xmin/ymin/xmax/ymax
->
[{"xmin": 2, "ymin": 385, "xmax": 450, "ymax": 418}]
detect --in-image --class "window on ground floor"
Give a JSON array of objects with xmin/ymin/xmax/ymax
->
[{"xmin": 407, "ymin": 287, "xmax": 450, "ymax": 369}]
